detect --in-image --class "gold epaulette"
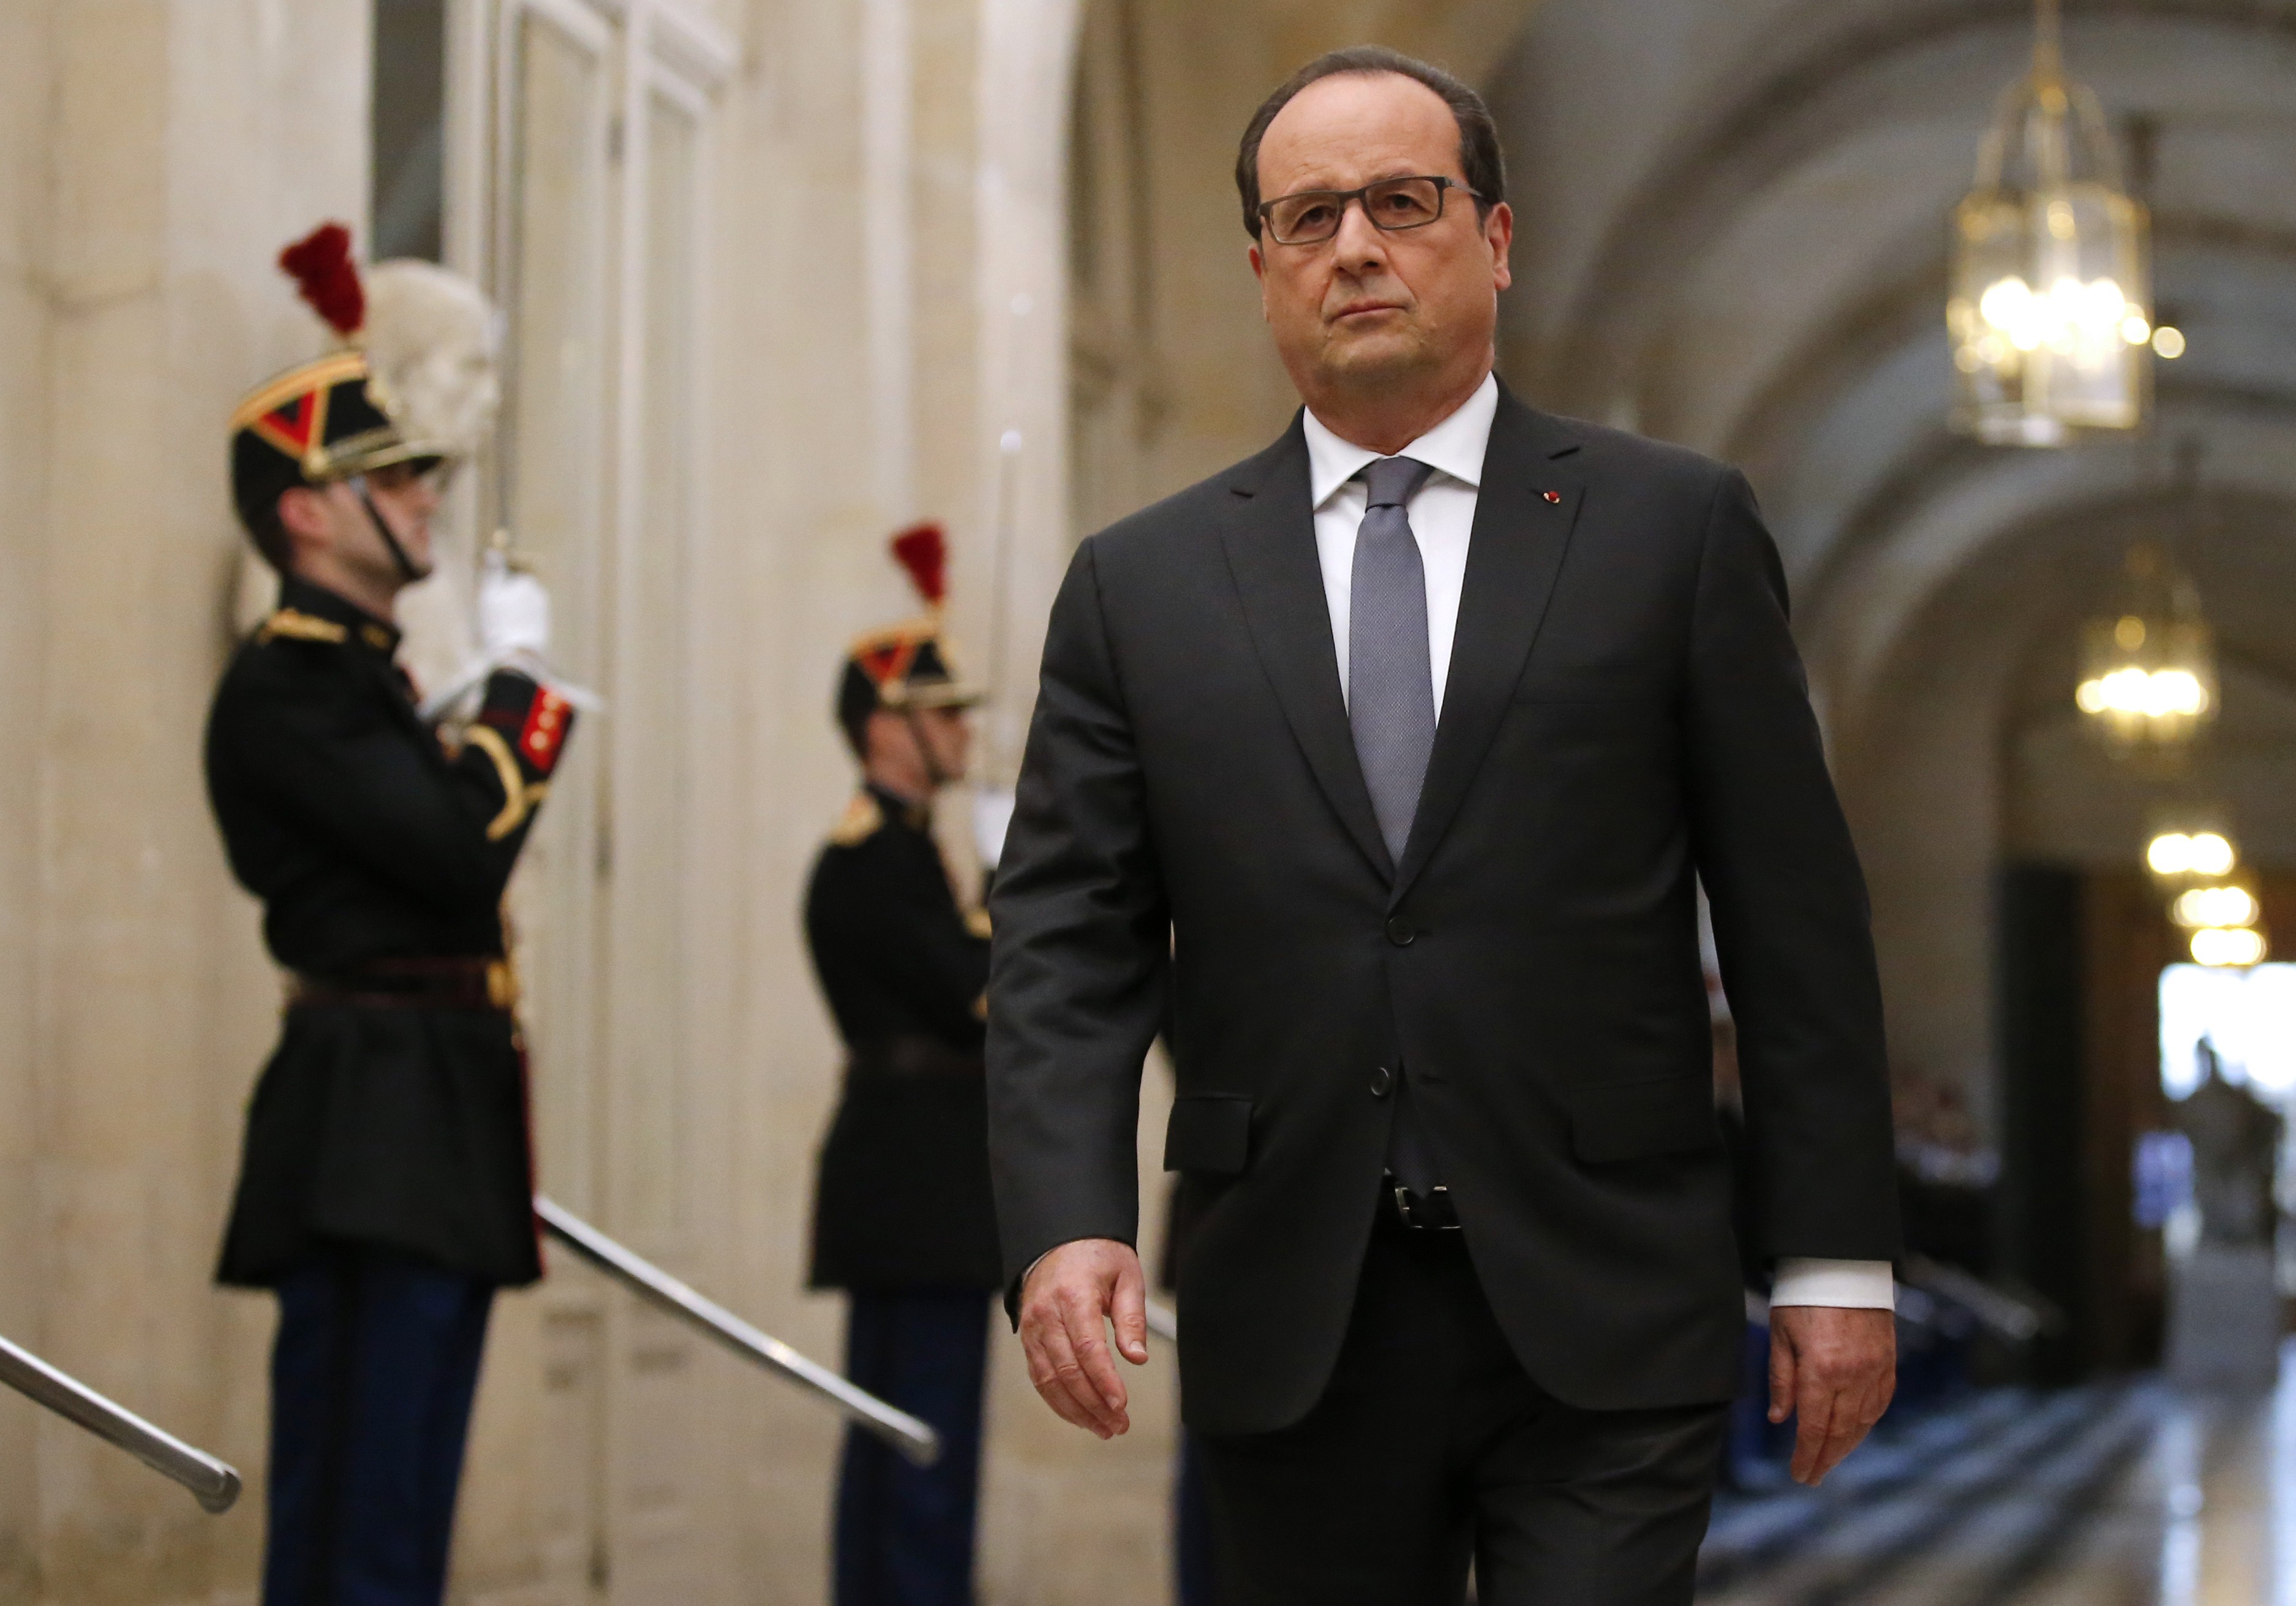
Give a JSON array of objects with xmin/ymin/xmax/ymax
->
[
  {"xmin": 256, "ymin": 609, "xmax": 348, "ymax": 646},
  {"xmin": 830, "ymin": 791, "xmax": 885, "ymax": 847}
]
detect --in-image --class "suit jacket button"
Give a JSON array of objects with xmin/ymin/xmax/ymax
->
[
  {"xmin": 1385, "ymin": 917, "xmax": 1416, "ymax": 947},
  {"xmin": 1369, "ymin": 1066, "xmax": 1394, "ymax": 1098}
]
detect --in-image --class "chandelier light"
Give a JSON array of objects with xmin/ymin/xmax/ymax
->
[
  {"xmin": 2171, "ymin": 883, "xmax": 2260, "ymax": 930},
  {"xmin": 1949, "ymin": 0, "xmax": 2155, "ymax": 445},
  {"xmin": 2144, "ymin": 813, "xmax": 2264, "ymax": 965},
  {"xmin": 2146, "ymin": 829, "xmax": 2235, "ymax": 880},
  {"xmin": 2075, "ymin": 542, "xmax": 2216, "ymax": 752},
  {"xmin": 2191, "ymin": 927, "xmax": 2268, "ymax": 968}
]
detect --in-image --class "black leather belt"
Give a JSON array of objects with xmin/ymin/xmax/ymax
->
[
  {"xmin": 847, "ymin": 1036, "xmax": 982, "ymax": 1081},
  {"xmin": 1383, "ymin": 1174, "xmax": 1461, "ymax": 1231},
  {"xmin": 288, "ymin": 957, "xmax": 514, "ymax": 1012}
]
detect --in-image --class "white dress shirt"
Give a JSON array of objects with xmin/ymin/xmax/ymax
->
[{"xmin": 1299, "ymin": 374, "xmax": 1892, "ymax": 1314}]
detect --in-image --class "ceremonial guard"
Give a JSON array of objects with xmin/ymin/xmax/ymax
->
[
  {"xmin": 209, "ymin": 224, "xmax": 575, "ymax": 1605},
  {"xmin": 807, "ymin": 526, "xmax": 1002, "ymax": 1606}
]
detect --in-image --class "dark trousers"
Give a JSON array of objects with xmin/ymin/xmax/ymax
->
[
  {"xmin": 834, "ymin": 1291, "xmax": 992, "ymax": 1606},
  {"xmin": 1195, "ymin": 1215, "xmax": 1726, "ymax": 1606},
  {"xmin": 1175, "ymin": 1428, "xmax": 1220, "ymax": 1606},
  {"xmin": 264, "ymin": 1244, "xmax": 493, "ymax": 1606}
]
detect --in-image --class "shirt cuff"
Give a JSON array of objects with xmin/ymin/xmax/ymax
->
[{"xmin": 1769, "ymin": 1257, "xmax": 1895, "ymax": 1310}]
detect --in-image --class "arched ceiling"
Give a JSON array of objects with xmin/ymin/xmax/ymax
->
[{"xmin": 1482, "ymin": 0, "xmax": 2296, "ymax": 760}]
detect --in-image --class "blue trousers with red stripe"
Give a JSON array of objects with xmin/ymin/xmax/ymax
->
[{"xmin": 263, "ymin": 1245, "xmax": 493, "ymax": 1606}]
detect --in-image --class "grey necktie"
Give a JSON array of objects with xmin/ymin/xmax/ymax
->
[
  {"xmin": 1349, "ymin": 456, "xmax": 1439, "ymax": 864},
  {"xmin": 1350, "ymin": 456, "xmax": 1444, "ymax": 1197}
]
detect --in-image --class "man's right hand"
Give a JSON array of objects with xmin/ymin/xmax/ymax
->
[{"xmin": 1017, "ymin": 1237, "xmax": 1148, "ymax": 1439}]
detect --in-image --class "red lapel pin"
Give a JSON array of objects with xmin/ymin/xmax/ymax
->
[{"xmin": 1543, "ymin": 489, "xmax": 1562, "ymax": 504}]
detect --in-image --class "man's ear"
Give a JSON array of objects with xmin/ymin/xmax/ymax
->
[
  {"xmin": 1485, "ymin": 202, "xmax": 1515, "ymax": 295},
  {"xmin": 1248, "ymin": 243, "xmax": 1270, "ymax": 323},
  {"xmin": 861, "ymin": 706, "xmax": 905, "ymax": 768},
  {"xmin": 275, "ymin": 484, "xmax": 334, "ymax": 550}
]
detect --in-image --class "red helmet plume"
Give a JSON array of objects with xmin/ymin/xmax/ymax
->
[
  {"xmin": 279, "ymin": 222, "xmax": 366, "ymax": 339},
  {"xmin": 890, "ymin": 522, "xmax": 948, "ymax": 609}
]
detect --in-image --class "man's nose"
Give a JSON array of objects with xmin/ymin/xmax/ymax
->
[{"xmin": 1330, "ymin": 197, "xmax": 1391, "ymax": 270}]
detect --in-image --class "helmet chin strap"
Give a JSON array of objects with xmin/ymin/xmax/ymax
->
[
  {"xmin": 350, "ymin": 475, "xmax": 430, "ymax": 584},
  {"xmin": 903, "ymin": 707, "xmax": 954, "ymax": 792}
]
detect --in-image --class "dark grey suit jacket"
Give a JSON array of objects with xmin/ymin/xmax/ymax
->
[{"xmin": 987, "ymin": 383, "xmax": 1899, "ymax": 1436}]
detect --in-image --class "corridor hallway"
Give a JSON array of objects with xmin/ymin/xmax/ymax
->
[{"xmin": 1697, "ymin": 1347, "xmax": 2296, "ymax": 1605}]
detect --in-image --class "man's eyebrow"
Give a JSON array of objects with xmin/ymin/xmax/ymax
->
[{"xmin": 1270, "ymin": 163, "xmax": 1440, "ymax": 195}]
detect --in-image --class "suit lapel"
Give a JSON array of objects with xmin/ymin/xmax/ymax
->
[
  {"xmin": 1218, "ymin": 419, "xmax": 1395, "ymax": 881},
  {"xmin": 1391, "ymin": 390, "xmax": 1586, "ymax": 906}
]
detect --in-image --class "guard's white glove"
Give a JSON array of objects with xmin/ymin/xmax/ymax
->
[
  {"xmin": 973, "ymin": 786, "xmax": 1017, "ymax": 872},
  {"xmin": 477, "ymin": 557, "xmax": 551, "ymax": 660}
]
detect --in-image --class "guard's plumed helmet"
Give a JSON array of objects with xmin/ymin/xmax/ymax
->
[
  {"xmin": 837, "ymin": 523, "xmax": 984, "ymax": 753},
  {"xmin": 228, "ymin": 222, "xmax": 501, "ymax": 567}
]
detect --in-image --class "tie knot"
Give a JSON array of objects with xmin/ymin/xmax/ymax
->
[{"xmin": 1361, "ymin": 456, "xmax": 1435, "ymax": 511}]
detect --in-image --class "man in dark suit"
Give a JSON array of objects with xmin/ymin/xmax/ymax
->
[{"xmin": 986, "ymin": 47, "xmax": 1901, "ymax": 1605}]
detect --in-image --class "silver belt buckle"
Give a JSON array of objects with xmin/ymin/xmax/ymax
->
[{"xmin": 1392, "ymin": 1182, "xmax": 1462, "ymax": 1231}]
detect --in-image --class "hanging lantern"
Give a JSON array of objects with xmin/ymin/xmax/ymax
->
[
  {"xmin": 1949, "ymin": 0, "xmax": 2153, "ymax": 445},
  {"xmin": 2076, "ymin": 542, "xmax": 2216, "ymax": 750}
]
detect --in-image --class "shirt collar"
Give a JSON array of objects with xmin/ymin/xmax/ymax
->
[{"xmin": 1301, "ymin": 371, "xmax": 1499, "ymax": 511}]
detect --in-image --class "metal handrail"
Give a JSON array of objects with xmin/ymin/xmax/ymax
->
[
  {"xmin": 535, "ymin": 1197, "xmax": 941, "ymax": 1466},
  {"xmin": 0, "ymin": 1333, "xmax": 242, "ymax": 1512}
]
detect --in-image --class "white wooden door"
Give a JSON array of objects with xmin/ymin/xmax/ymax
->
[{"xmin": 454, "ymin": 2, "xmax": 728, "ymax": 1598}]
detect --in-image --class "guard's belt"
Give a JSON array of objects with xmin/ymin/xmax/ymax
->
[
  {"xmin": 288, "ymin": 956, "xmax": 516, "ymax": 1012},
  {"xmin": 846, "ymin": 1035, "xmax": 982, "ymax": 1081}
]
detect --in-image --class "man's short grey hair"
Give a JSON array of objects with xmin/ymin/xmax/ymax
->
[{"xmin": 1234, "ymin": 46, "xmax": 1507, "ymax": 239}]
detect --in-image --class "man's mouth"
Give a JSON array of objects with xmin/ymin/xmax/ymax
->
[{"xmin": 1331, "ymin": 301, "xmax": 1406, "ymax": 325}]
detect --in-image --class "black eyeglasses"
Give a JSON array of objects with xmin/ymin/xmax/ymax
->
[{"xmin": 1257, "ymin": 176, "xmax": 1481, "ymax": 246}]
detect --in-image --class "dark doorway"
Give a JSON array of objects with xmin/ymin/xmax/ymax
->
[
  {"xmin": 372, "ymin": 0, "xmax": 446, "ymax": 262},
  {"xmin": 1995, "ymin": 863, "xmax": 2091, "ymax": 1383},
  {"xmin": 1995, "ymin": 864, "xmax": 2296, "ymax": 1382}
]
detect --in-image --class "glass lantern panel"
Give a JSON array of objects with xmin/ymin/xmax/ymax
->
[
  {"xmin": 2023, "ymin": 183, "xmax": 2147, "ymax": 429},
  {"xmin": 1951, "ymin": 181, "xmax": 2149, "ymax": 442}
]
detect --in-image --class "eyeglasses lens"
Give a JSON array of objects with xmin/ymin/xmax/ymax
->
[{"xmin": 1268, "ymin": 178, "xmax": 1444, "ymax": 244}]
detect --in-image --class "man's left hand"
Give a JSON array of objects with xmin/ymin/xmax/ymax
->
[{"xmin": 1767, "ymin": 1305, "xmax": 1895, "ymax": 1485}]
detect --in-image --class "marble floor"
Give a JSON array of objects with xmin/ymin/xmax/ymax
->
[{"xmin": 1698, "ymin": 1343, "xmax": 2296, "ymax": 1604}]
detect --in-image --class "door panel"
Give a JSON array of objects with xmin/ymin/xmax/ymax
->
[{"xmin": 475, "ymin": 3, "xmax": 716, "ymax": 1599}]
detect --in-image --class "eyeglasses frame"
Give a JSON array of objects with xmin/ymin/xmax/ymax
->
[{"xmin": 1255, "ymin": 175, "xmax": 1486, "ymax": 247}]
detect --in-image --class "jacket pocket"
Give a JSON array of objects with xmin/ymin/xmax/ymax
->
[
  {"xmin": 1563, "ymin": 1075, "xmax": 1718, "ymax": 1164},
  {"xmin": 1162, "ymin": 1095, "xmax": 1254, "ymax": 1175}
]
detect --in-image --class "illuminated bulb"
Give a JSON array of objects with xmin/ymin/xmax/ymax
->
[
  {"xmin": 2172, "ymin": 886, "xmax": 2260, "ymax": 929},
  {"xmin": 2191, "ymin": 927, "xmax": 2267, "ymax": 967},
  {"xmin": 2121, "ymin": 312, "xmax": 2152, "ymax": 345},
  {"xmin": 1981, "ymin": 276, "xmax": 2031, "ymax": 329},
  {"xmin": 2152, "ymin": 325, "xmax": 2185, "ymax": 360},
  {"xmin": 2148, "ymin": 832, "xmax": 2238, "ymax": 877},
  {"xmin": 2078, "ymin": 666, "xmax": 2209, "ymax": 721},
  {"xmin": 2156, "ymin": 669, "xmax": 2207, "ymax": 717}
]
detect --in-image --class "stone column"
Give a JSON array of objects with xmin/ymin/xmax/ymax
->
[{"xmin": 1, "ymin": 2, "xmax": 367, "ymax": 1596}]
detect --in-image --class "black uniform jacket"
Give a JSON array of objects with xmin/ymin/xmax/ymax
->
[
  {"xmin": 806, "ymin": 785, "xmax": 1001, "ymax": 1292},
  {"xmin": 206, "ymin": 577, "xmax": 571, "ymax": 1288},
  {"xmin": 987, "ymin": 385, "xmax": 1901, "ymax": 1436}
]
